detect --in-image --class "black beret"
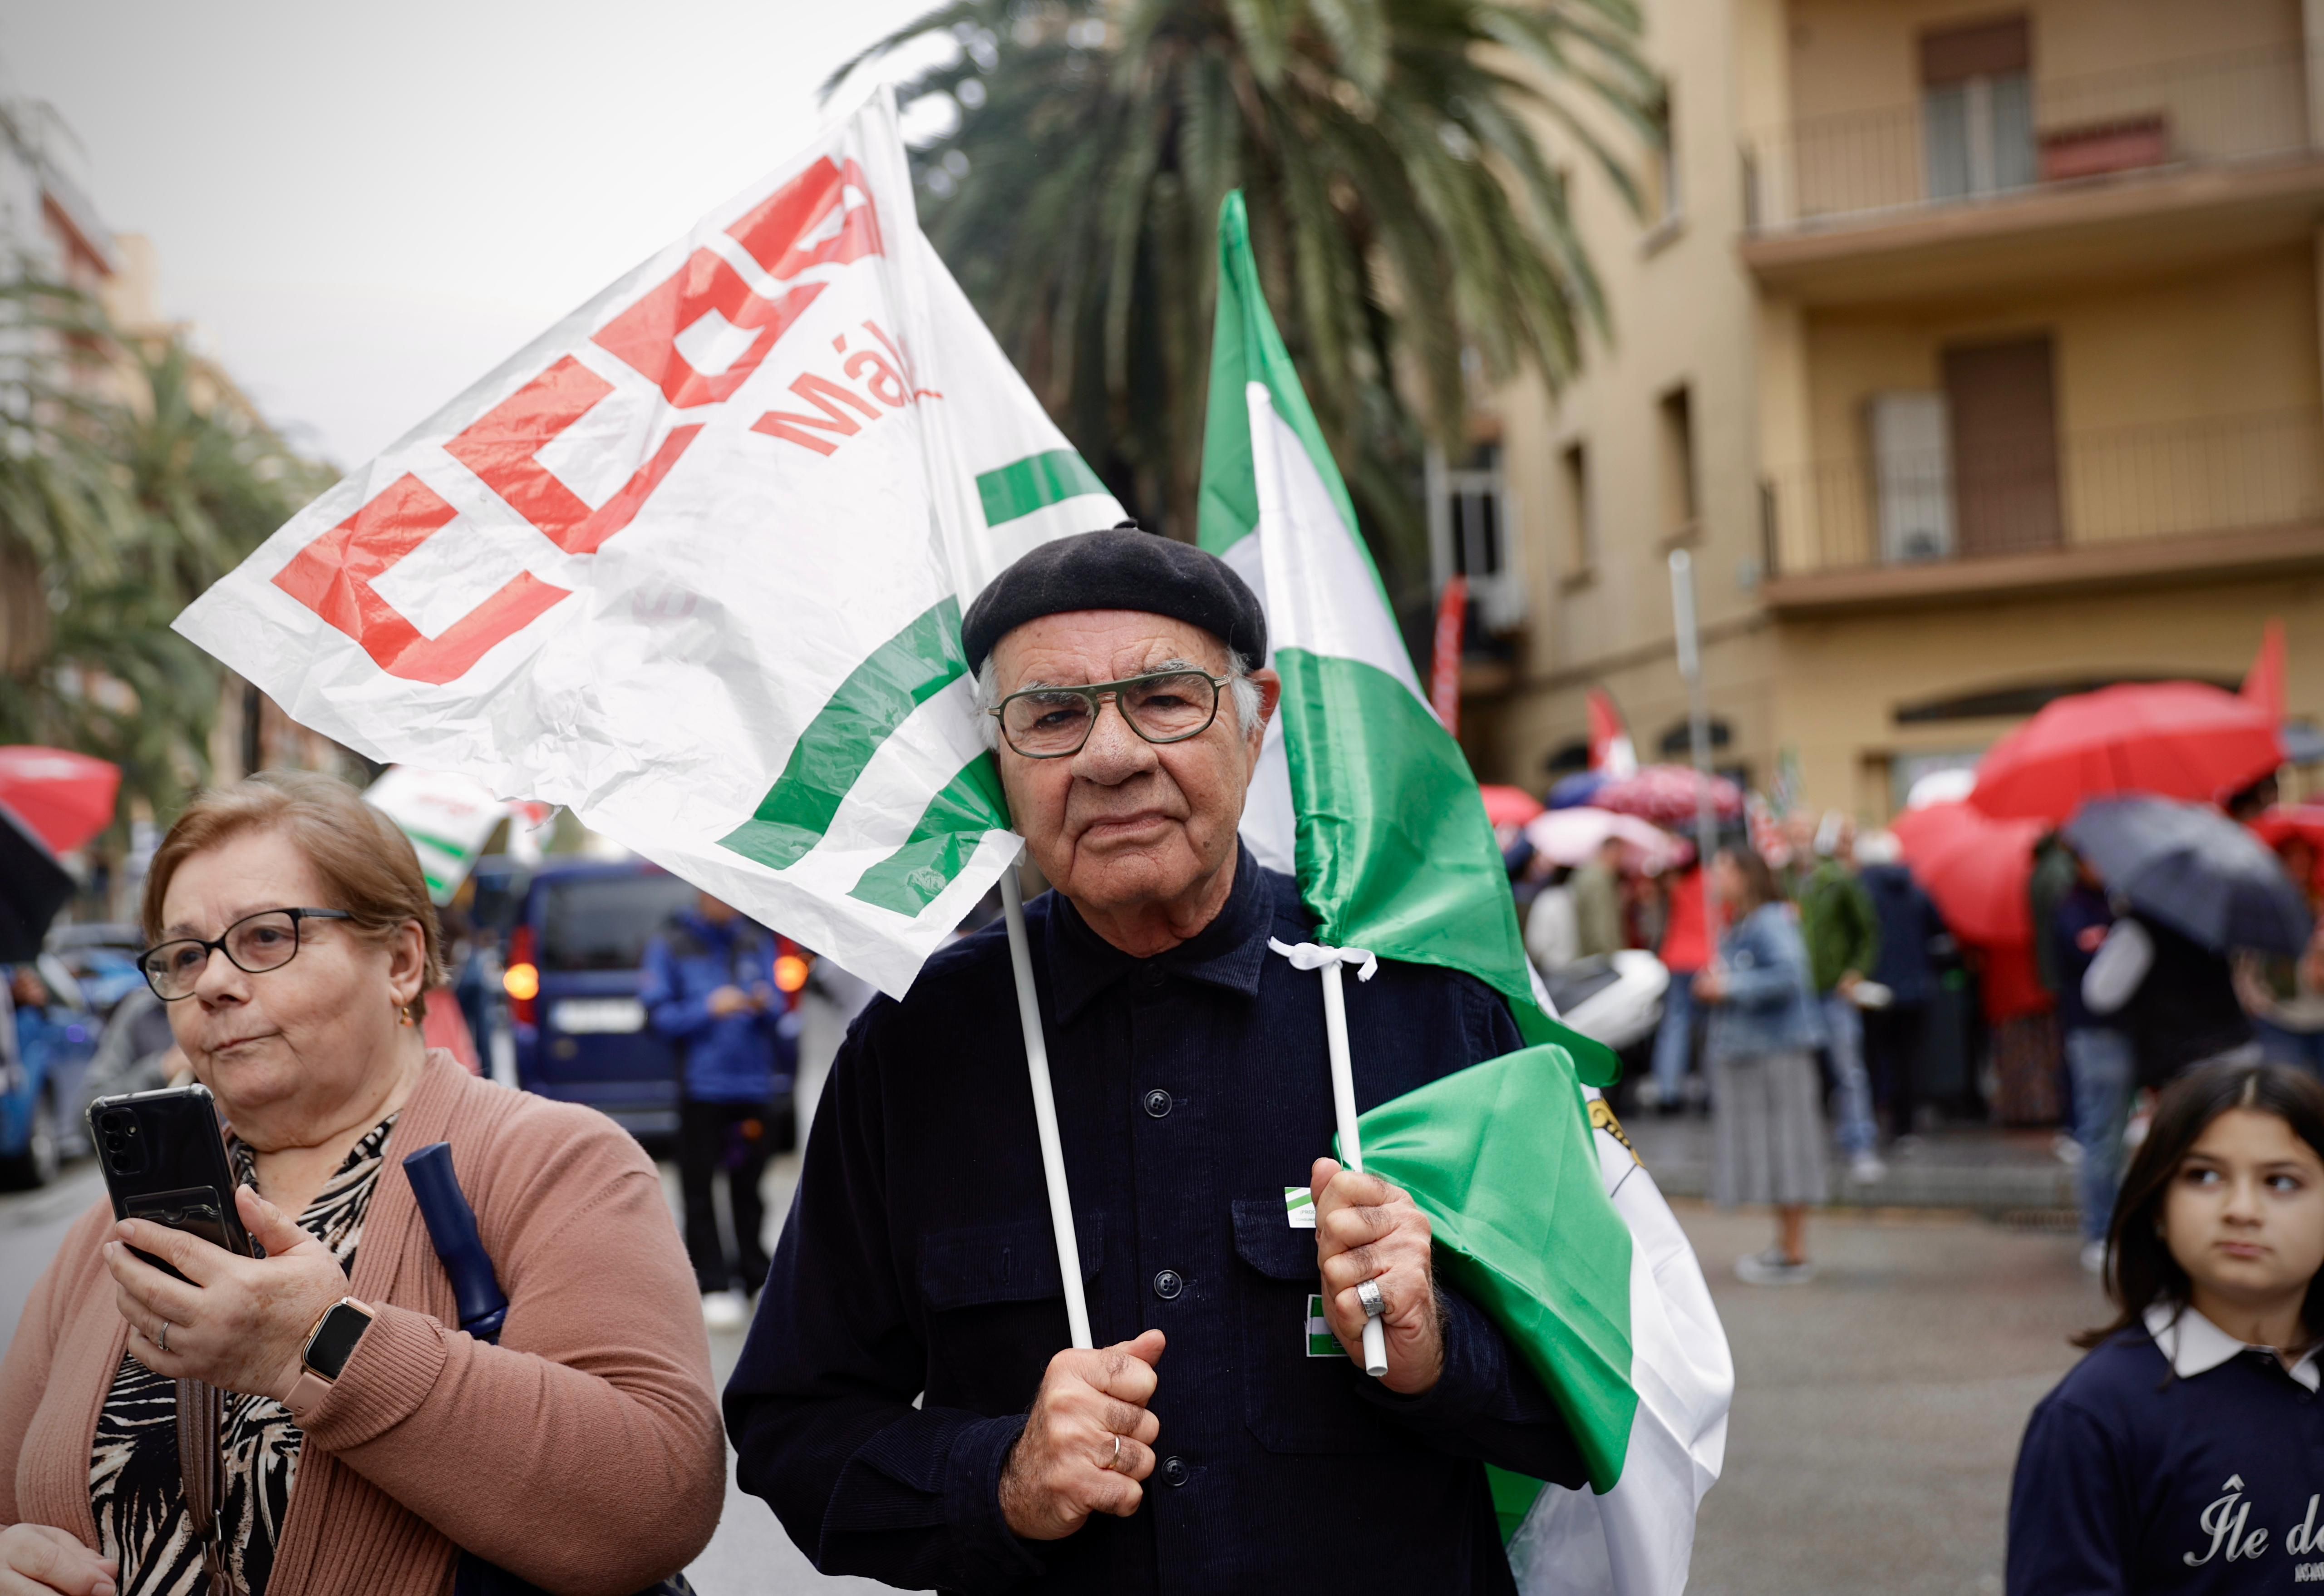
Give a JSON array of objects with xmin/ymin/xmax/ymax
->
[{"xmin": 961, "ymin": 523, "xmax": 1268, "ymax": 674}]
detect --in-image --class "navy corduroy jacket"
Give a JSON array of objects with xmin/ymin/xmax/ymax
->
[{"xmin": 724, "ymin": 847, "xmax": 1585, "ymax": 1593}]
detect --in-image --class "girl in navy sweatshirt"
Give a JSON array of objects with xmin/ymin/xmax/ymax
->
[{"xmin": 2009, "ymin": 1061, "xmax": 2324, "ymax": 1591}]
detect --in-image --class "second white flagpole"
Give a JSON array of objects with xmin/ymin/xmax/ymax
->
[
  {"xmin": 1320, "ymin": 960, "xmax": 1390, "ymax": 1379},
  {"xmin": 999, "ymin": 861, "xmax": 1094, "ymax": 1350}
]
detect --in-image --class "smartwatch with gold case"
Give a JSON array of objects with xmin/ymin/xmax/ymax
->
[{"xmin": 284, "ymin": 1296, "xmax": 374, "ymax": 1418}]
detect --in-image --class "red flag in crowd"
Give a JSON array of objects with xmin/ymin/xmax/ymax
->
[{"xmin": 1429, "ymin": 575, "xmax": 1468, "ymax": 734}]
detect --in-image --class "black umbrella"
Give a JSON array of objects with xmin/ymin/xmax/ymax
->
[
  {"xmin": 2063, "ymin": 796, "xmax": 2315, "ymax": 956},
  {"xmin": 0, "ymin": 799, "xmax": 74, "ymax": 963}
]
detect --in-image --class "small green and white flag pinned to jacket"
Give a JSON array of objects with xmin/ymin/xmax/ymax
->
[
  {"xmin": 1195, "ymin": 191, "xmax": 1732, "ymax": 1596},
  {"xmin": 177, "ymin": 90, "xmax": 1118, "ymax": 998}
]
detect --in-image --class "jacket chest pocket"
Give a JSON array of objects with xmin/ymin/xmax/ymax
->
[
  {"xmin": 919, "ymin": 1214, "xmax": 1103, "ymax": 1414},
  {"xmin": 1230, "ymin": 1200, "xmax": 1392, "ymax": 1455}
]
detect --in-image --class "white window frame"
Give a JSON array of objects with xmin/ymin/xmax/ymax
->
[{"xmin": 1426, "ymin": 444, "xmax": 1525, "ymax": 632}]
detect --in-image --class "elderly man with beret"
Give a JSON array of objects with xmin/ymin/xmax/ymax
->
[{"xmin": 726, "ymin": 526, "xmax": 1585, "ymax": 1592}]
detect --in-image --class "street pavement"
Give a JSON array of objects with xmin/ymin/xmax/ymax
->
[{"xmin": 0, "ymin": 1153, "xmax": 2100, "ymax": 1594}]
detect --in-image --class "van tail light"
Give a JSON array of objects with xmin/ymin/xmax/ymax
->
[
  {"xmin": 773, "ymin": 937, "xmax": 809, "ymax": 1010},
  {"xmin": 504, "ymin": 925, "xmax": 540, "ymax": 1026}
]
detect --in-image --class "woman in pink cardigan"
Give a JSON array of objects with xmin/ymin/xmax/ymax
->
[{"xmin": 0, "ymin": 773, "xmax": 725, "ymax": 1596}]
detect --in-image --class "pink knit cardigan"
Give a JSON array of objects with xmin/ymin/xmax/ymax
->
[{"xmin": 0, "ymin": 1052, "xmax": 726, "ymax": 1596}]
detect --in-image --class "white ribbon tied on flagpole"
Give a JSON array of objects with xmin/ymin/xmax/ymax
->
[
  {"xmin": 1269, "ymin": 937, "xmax": 1387, "ymax": 1377},
  {"xmin": 1266, "ymin": 938, "xmax": 1379, "ymax": 982}
]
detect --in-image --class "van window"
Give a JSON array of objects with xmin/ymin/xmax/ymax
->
[{"xmin": 539, "ymin": 874, "xmax": 700, "ymax": 971}]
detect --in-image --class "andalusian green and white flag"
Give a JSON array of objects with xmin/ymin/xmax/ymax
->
[
  {"xmin": 362, "ymin": 765, "xmax": 512, "ymax": 906},
  {"xmin": 177, "ymin": 91, "xmax": 1117, "ymax": 997},
  {"xmin": 1196, "ymin": 192, "xmax": 1730, "ymax": 1596}
]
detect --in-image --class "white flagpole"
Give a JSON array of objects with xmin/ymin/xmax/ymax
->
[
  {"xmin": 1319, "ymin": 961, "xmax": 1389, "ymax": 1379},
  {"xmin": 999, "ymin": 863, "xmax": 1094, "ymax": 1350}
]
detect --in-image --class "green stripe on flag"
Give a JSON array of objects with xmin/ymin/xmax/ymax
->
[
  {"xmin": 1354, "ymin": 1043, "xmax": 1638, "ymax": 1494},
  {"xmin": 848, "ymin": 754, "xmax": 1009, "ymax": 915},
  {"xmin": 400, "ymin": 825, "xmax": 475, "ymax": 860},
  {"xmin": 720, "ymin": 597, "xmax": 969, "ymax": 872},
  {"xmin": 976, "ymin": 449, "xmax": 1107, "ymax": 528}
]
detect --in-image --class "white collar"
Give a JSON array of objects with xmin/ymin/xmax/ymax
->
[{"xmin": 2145, "ymin": 1302, "xmax": 2324, "ymax": 1391}]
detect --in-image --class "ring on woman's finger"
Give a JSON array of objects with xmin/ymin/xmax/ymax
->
[
  {"xmin": 1356, "ymin": 1277, "xmax": 1386, "ymax": 1320},
  {"xmin": 1100, "ymin": 1433, "xmax": 1123, "ymax": 1472},
  {"xmin": 157, "ymin": 1320, "xmax": 169, "ymax": 1354}
]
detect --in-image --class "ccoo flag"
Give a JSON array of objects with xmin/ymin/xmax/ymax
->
[
  {"xmin": 1195, "ymin": 191, "xmax": 1731, "ymax": 1596},
  {"xmin": 177, "ymin": 92, "xmax": 1119, "ymax": 998}
]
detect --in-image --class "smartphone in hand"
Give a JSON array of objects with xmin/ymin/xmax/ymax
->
[{"xmin": 88, "ymin": 1084, "xmax": 257, "ymax": 1279}]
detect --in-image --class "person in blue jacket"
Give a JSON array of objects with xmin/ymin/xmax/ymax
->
[
  {"xmin": 641, "ymin": 891, "xmax": 796, "ymax": 1327},
  {"xmin": 2008, "ymin": 1061, "xmax": 2324, "ymax": 1592},
  {"xmin": 1696, "ymin": 844, "xmax": 1828, "ymax": 1286}
]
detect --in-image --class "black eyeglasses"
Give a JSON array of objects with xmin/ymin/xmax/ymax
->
[
  {"xmin": 990, "ymin": 669, "xmax": 1231, "ymax": 759},
  {"xmin": 138, "ymin": 907, "xmax": 354, "ymax": 1002}
]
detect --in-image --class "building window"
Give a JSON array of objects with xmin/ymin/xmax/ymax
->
[
  {"xmin": 1921, "ymin": 15, "xmax": 2034, "ymax": 201},
  {"xmin": 1427, "ymin": 442, "xmax": 1523, "ymax": 631},
  {"xmin": 1657, "ymin": 384, "xmax": 1698, "ymax": 540},
  {"xmin": 1866, "ymin": 391, "xmax": 1954, "ymax": 564},
  {"xmin": 1560, "ymin": 441, "xmax": 1595, "ymax": 574}
]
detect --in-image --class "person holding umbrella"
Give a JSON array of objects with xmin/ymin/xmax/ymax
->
[{"xmin": 2067, "ymin": 798, "xmax": 2295, "ymax": 1088}]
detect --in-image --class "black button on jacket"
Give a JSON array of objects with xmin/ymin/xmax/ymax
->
[{"xmin": 724, "ymin": 848, "xmax": 1586, "ymax": 1593}]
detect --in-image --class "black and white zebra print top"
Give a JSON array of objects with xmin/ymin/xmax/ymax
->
[{"xmin": 89, "ymin": 1114, "xmax": 399, "ymax": 1596}]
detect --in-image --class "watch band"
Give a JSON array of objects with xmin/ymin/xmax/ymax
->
[{"xmin": 283, "ymin": 1368, "xmax": 334, "ymax": 1419}]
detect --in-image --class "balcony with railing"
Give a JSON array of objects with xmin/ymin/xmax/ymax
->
[
  {"xmin": 1758, "ymin": 408, "xmax": 2324, "ymax": 611},
  {"xmin": 1745, "ymin": 44, "xmax": 2313, "ymax": 232}
]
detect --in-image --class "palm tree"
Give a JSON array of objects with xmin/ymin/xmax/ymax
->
[
  {"xmin": 833, "ymin": 0, "xmax": 1658, "ymax": 593},
  {"xmin": 0, "ymin": 280, "xmax": 332, "ymax": 829}
]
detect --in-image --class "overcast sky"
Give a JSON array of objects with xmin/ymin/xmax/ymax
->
[{"xmin": 0, "ymin": 0, "xmax": 948, "ymax": 467}]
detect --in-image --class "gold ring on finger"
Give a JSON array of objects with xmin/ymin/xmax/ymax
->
[
  {"xmin": 1103, "ymin": 1433, "xmax": 1123, "ymax": 1472},
  {"xmin": 157, "ymin": 1320, "xmax": 169, "ymax": 1354}
]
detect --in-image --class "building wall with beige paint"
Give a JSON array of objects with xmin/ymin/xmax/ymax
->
[
  {"xmin": 1463, "ymin": 0, "xmax": 2324, "ymax": 819},
  {"xmin": 1774, "ymin": 247, "xmax": 2324, "ymax": 571},
  {"xmin": 1472, "ymin": 0, "xmax": 1769, "ymax": 785}
]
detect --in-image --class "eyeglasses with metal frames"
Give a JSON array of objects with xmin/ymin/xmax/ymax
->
[
  {"xmin": 990, "ymin": 669, "xmax": 1233, "ymax": 759},
  {"xmin": 138, "ymin": 907, "xmax": 356, "ymax": 1002}
]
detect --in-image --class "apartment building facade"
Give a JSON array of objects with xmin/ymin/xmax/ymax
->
[{"xmin": 1457, "ymin": 0, "xmax": 2324, "ymax": 817}]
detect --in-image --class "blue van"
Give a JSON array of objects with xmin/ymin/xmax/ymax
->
[{"xmin": 505, "ymin": 859, "xmax": 701, "ymax": 1141}]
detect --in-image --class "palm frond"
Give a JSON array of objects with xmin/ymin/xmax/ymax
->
[{"xmin": 869, "ymin": 0, "xmax": 1655, "ymax": 606}]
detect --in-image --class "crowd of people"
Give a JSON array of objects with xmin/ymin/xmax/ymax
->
[{"xmin": 1509, "ymin": 781, "xmax": 2324, "ymax": 1286}]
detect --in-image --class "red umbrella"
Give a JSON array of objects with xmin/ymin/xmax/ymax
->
[
  {"xmin": 0, "ymin": 746, "xmax": 121, "ymax": 854},
  {"xmin": 1902, "ymin": 805, "xmax": 2046, "ymax": 948},
  {"xmin": 1970, "ymin": 682, "xmax": 2282, "ymax": 822},
  {"xmin": 1594, "ymin": 765, "xmax": 1743, "ymax": 828},
  {"xmin": 1889, "ymin": 800, "xmax": 1983, "ymax": 862},
  {"xmin": 1479, "ymin": 784, "xmax": 1546, "ymax": 830}
]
